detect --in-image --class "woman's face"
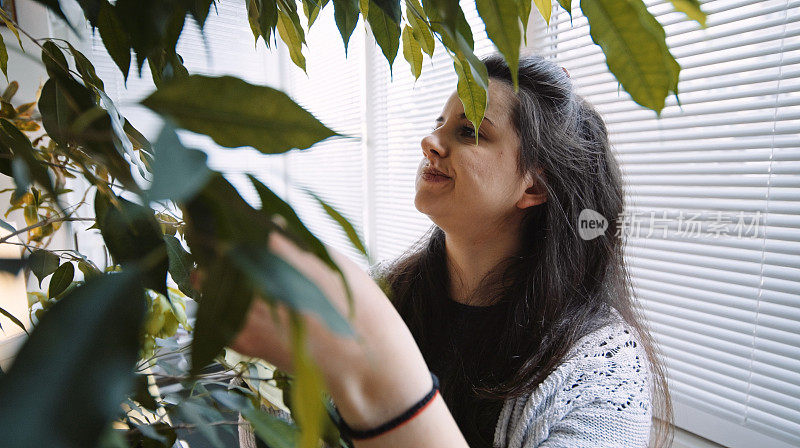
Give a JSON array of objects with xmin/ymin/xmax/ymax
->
[{"xmin": 415, "ymin": 79, "xmax": 543, "ymax": 230}]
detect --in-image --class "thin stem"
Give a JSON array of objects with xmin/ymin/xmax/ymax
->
[{"xmin": 0, "ymin": 216, "xmax": 94, "ymax": 244}]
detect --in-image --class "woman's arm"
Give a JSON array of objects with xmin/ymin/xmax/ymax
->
[{"xmin": 230, "ymin": 231, "xmax": 469, "ymax": 448}]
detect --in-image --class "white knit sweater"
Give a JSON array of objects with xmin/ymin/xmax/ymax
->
[{"xmin": 493, "ymin": 313, "xmax": 653, "ymax": 448}]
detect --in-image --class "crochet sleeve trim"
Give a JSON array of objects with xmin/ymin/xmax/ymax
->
[{"xmin": 495, "ymin": 312, "xmax": 653, "ymax": 448}]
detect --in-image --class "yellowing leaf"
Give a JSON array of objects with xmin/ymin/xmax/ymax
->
[
  {"xmin": 533, "ymin": 0, "xmax": 551, "ymax": 25},
  {"xmin": 668, "ymin": 0, "xmax": 706, "ymax": 28},
  {"xmin": 402, "ymin": 25, "xmax": 423, "ymax": 80},
  {"xmin": 289, "ymin": 315, "xmax": 327, "ymax": 448},
  {"xmin": 277, "ymin": 10, "xmax": 307, "ymax": 72},
  {"xmin": 453, "ymin": 56, "xmax": 487, "ymax": 146},
  {"xmin": 581, "ymin": 0, "xmax": 677, "ymax": 115}
]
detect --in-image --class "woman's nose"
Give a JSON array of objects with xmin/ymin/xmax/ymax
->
[{"xmin": 421, "ymin": 132, "xmax": 448, "ymax": 159}]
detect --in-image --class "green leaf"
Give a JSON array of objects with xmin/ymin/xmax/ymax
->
[
  {"xmin": 190, "ymin": 255, "xmax": 254, "ymax": 375},
  {"xmin": 67, "ymin": 42, "xmax": 105, "ymax": 91},
  {"xmin": 422, "ymin": 0, "xmax": 461, "ymax": 39},
  {"xmin": 333, "ymin": 0, "xmax": 360, "ymax": 56},
  {"xmin": 148, "ymin": 50, "xmax": 189, "ymax": 88},
  {"xmin": 39, "ymin": 74, "xmax": 137, "ymax": 190},
  {"xmin": 581, "ymin": 0, "xmax": 678, "ymax": 115},
  {"xmin": 372, "ymin": 0, "xmax": 401, "ymax": 24},
  {"xmin": 289, "ymin": 315, "xmax": 327, "ymax": 448},
  {"xmin": 248, "ymin": 175, "xmax": 357, "ymax": 316},
  {"xmin": 0, "ymin": 9, "xmax": 23, "ymax": 49},
  {"xmin": 303, "ymin": 0, "xmax": 330, "ymax": 27},
  {"xmin": 668, "ymin": 0, "xmax": 706, "ymax": 28},
  {"xmin": 518, "ymin": 0, "xmax": 532, "ymax": 43},
  {"xmin": 475, "ymin": 0, "xmax": 521, "ymax": 90},
  {"xmin": 28, "ymin": 249, "xmax": 59, "ymax": 287},
  {"xmin": 94, "ymin": 192, "xmax": 169, "ymax": 296},
  {"xmin": 302, "ymin": 188, "xmax": 369, "ymax": 261},
  {"xmin": 141, "ymin": 75, "xmax": 338, "ymax": 154},
  {"xmin": 367, "ymin": 0, "xmax": 401, "ymax": 74},
  {"xmin": 163, "ymin": 234, "xmax": 195, "ymax": 298},
  {"xmin": 243, "ymin": 407, "xmax": 301, "ymax": 448},
  {"xmin": 147, "ymin": 123, "xmax": 212, "ymax": 202},
  {"xmin": 97, "ymin": 1, "xmax": 131, "ymax": 82},
  {"xmin": 277, "ymin": 8, "xmax": 307, "ymax": 72},
  {"xmin": 231, "ymin": 244, "xmax": 352, "ymax": 336},
  {"xmin": 0, "ymin": 270, "xmax": 147, "ymax": 448},
  {"xmin": 48, "ymin": 262, "xmax": 75, "ymax": 298},
  {"xmin": 182, "ymin": 173, "xmax": 272, "ymax": 258},
  {"xmin": 249, "ymin": 0, "xmax": 279, "ymax": 47},
  {"xmin": 406, "ymin": 0, "xmax": 436, "ymax": 57},
  {"xmin": 453, "ymin": 54, "xmax": 487, "ymax": 145},
  {"xmin": 405, "ymin": 0, "xmax": 435, "ymax": 57},
  {"xmin": 557, "ymin": 0, "xmax": 572, "ymax": 23},
  {"xmin": 133, "ymin": 374, "xmax": 159, "ymax": 411},
  {"xmin": 402, "ymin": 25, "xmax": 423, "ymax": 80},
  {"xmin": 0, "ymin": 118, "xmax": 55, "ymax": 198},
  {"xmin": 0, "ymin": 32, "xmax": 7, "ymax": 81},
  {"xmin": 0, "ymin": 305, "xmax": 27, "ymax": 334},
  {"xmin": 533, "ymin": 0, "xmax": 551, "ymax": 25}
]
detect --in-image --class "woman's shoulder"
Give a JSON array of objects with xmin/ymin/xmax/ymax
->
[{"xmin": 494, "ymin": 310, "xmax": 653, "ymax": 448}]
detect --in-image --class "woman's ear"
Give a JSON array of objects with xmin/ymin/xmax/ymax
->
[{"xmin": 516, "ymin": 169, "xmax": 548, "ymax": 209}]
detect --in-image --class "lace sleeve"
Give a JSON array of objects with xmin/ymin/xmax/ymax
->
[
  {"xmin": 497, "ymin": 319, "xmax": 654, "ymax": 448},
  {"xmin": 537, "ymin": 323, "xmax": 652, "ymax": 448}
]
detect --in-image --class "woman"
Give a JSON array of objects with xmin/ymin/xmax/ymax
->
[{"xmin": 231, "ymin": 53, "xmax": 673, "ymax": 448}]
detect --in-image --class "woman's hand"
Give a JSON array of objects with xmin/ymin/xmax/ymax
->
[{"xmin": 214, "ymin": 231, "xmax": 469, "ymax": 447}]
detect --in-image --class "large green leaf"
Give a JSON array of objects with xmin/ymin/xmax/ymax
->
[
  {"xmin": 475, "ymin": 0, "xmax": 521, "ymax": 90},
  {"xmin": 147, "ymin": 123, "xmax": 212, "ymax": 203},
  {"xmin": 182, "ymin": 173, "xmax": 272, "ymax": 260},
  {"xmin": 581, "ymin": 0, "xmax": 677, "ymax": 115},
  {"xmin": 190, "ymin": 255, "xmax": 254, "ymax": 375},
  {"xmin": 141, "ymin": 75, "xmax": 338, "ymax": 154},
  {"xmin": 28, "ymin": 249, "xmax": 59, "ymax": 287},
  {"xmin": 366, "ymin": 0, "xmax": 401, "ymax": 74},
  {"xmin": 248, "ymin": 175, "xmax": 357, "ymax": 315},
  {"xmin": 0, "ymin": 269, "xmax": 146, "ymax": 448},
  {"xmin": 402, "ymin": 25, "xmax": 423, "ymax": 80},
  {"xmin": 97, "ymin": 1, "xmax": 131, "ymax": 82},
  {"xmin": 231, "ymin": 244, "xmax": 352, "ymax": 336},
  {"xmin": 38, "ymin": 70, "xmax": 137, "ymax": 190},
  {"xmin": 333, "ymin": 0, "xmax": 360, "ymax": 56},
  {"xmin": 94, "ymin": 192, "xmax": 169, "ymax": 296}
]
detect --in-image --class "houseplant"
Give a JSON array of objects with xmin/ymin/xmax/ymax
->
[{"xmin": 0, "ymin": 0, "xmax": 704, "ymax": 446}]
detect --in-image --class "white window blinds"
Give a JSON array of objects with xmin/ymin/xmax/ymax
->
[{"xmin": 534, "ymin": 1, "xmax": 799, "ymax": 447}]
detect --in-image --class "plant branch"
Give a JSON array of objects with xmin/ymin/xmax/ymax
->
[{"xmin": 0, "ymin": 216, "xmax": 94, "ymax": 244}]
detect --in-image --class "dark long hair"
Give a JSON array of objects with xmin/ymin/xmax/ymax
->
[{"xmin": 373, "ymin": 53, "xmax": 673, "ymax": 447}]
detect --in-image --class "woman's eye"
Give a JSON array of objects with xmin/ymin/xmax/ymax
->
[{"xmin": 460, "ymin": 126, "xmax": 478, "ymax": 139}]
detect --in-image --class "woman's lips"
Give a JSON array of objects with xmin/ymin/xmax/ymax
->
[{"xmin": 421, "ymin": 172, "xmax": 451, "ymax": 183}]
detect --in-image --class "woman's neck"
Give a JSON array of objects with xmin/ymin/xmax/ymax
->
[{"xmin": 443, "ymin": 220, "xmax": 522, "ymax": 306}]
